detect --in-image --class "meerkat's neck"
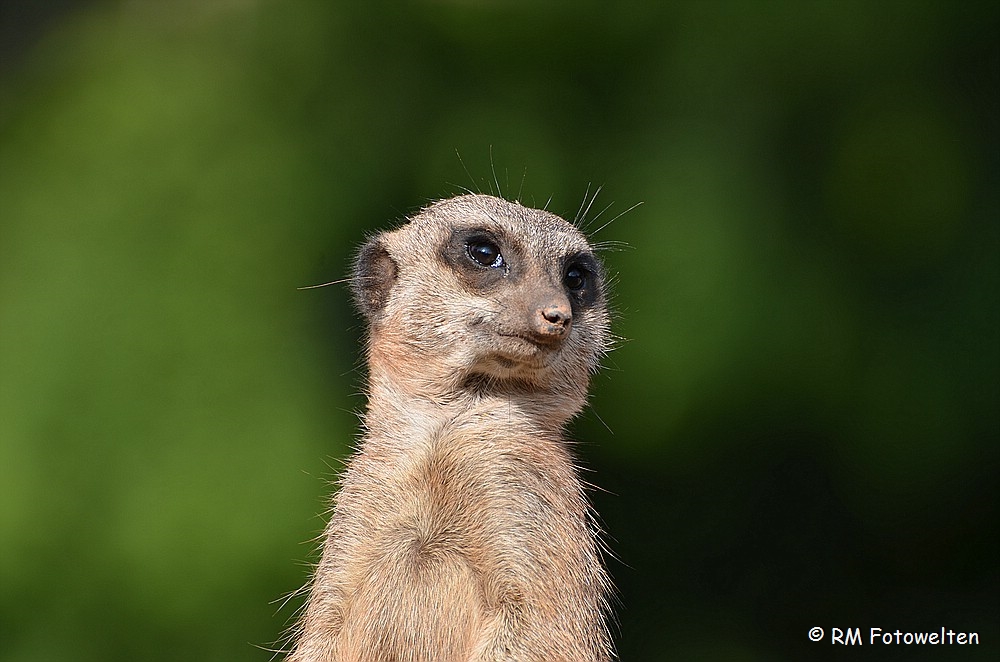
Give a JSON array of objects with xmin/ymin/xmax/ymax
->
[{"xmin": 364, "ymin": 360, "xmax": 585, "ymax": 443}]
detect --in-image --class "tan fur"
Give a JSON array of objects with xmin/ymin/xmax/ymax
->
[{"xmin": 289, "ymin": 194, "xmax": 614, "ymax": 661}]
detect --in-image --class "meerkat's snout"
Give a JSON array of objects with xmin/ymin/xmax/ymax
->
[{"xmin": 531, "ymin": 295, "xmax": 573, "ymax": 342}]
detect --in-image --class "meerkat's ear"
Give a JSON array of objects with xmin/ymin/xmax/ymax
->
[{"xmin": 352, "ymin": 236, "xmax": 398, "ymax": 321}]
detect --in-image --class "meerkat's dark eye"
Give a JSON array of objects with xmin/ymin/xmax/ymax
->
[
  {"xmin": 467, "ymin": 240, "xmax": 504, "ymax": 269},
  {"xmin": 564, "ymin": 264, "xmax": 588, "ymax": 291}
]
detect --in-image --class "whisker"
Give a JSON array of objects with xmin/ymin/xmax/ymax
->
[
  {"xmin": 297, "ymin": 277, "xmax": 351, "ymax": 290},
  {"xmin": 591, "ymin": 240, "xmax": 633, "ymax": 252},
  {"xmin": 577, "ymin": 184, "xmax": 604, "ymax": 229},
  {"xmin": 490, "ymin": 145, "xmax": 502, "ymax": 198},
  {"xmin": 455, "ymin": 149, "xmax": 481, "ymax": 194},
  {"xmin": 445, "ymin": 181, "xmax": 477, "ymax": 196},
  {"xmin": 591, "ymin": 201, "xmax": 643, "ymax": 236},
  {"xmin": 574, "ymin": 182, "xmax": 593, "ymax": 225},
  {"xmin": 516, "ymin": 166, "xmax": 527, "ymax": 203},
  {"xmin": 590, "ymin": 407, "xmax": 615, "ymax": 436}
]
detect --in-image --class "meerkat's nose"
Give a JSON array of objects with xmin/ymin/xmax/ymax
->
[{"xmin": 534, "ymin": 301, "xmax": 573, "ymax": 340}]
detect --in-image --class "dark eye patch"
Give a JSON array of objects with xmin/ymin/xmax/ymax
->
[
  {"xmin": 562, "ymin": 252, "xmax": 603, "ymax": 308},
  {"xmin": 441, "ymin": 228, "xmax": 515, "ymax": 292}
]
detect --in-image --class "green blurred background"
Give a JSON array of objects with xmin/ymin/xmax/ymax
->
[{"xmin": 1, "ymin": 1, "xmax": 997, "ymax": 660}]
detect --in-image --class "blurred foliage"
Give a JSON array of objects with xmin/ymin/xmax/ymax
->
[{"xmin": 1, "ymin": 1, "xmax": 997, "ymax": 660}]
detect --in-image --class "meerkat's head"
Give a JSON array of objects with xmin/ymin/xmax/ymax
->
[{"xmin": 352, "ymin": 194, "xmax": 610, "ymax": 408}]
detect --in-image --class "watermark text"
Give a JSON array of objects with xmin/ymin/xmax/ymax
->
[{"xmin": 808, "ymin": 627, "xmax": 980, "ymax": 646}]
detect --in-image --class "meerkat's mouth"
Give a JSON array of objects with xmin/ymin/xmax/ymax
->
[
  {"xmin": 491, "ymin": 332, "xmax": 563, "ymax": 364},
  {"xmin": 494, "ymin": 330, "xmax": 564, "ymax": 350}
]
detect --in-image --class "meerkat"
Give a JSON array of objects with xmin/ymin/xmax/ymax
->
[{"xmin": 288, "ymin": 193, "xmax": 615, "ymax": 662}]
